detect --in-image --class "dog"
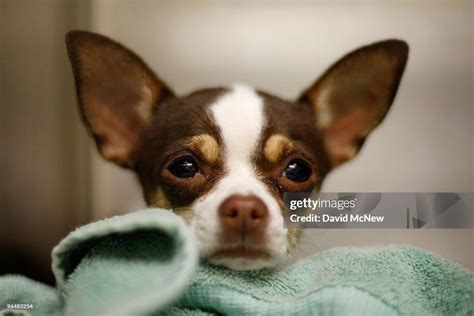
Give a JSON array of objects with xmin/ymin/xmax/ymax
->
[{"xmin": 66, "ymin": 30, "xmax": 408, "ymax": 271}]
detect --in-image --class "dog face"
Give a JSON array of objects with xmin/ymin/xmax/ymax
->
[{"xmin": 66, "ymin": 31, "xmax": 408, "ymax": 270}]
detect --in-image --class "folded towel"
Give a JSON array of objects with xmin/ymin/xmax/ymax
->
[
  {"xmin": 174, "ymin": 246, "xmax": 474, "ymax": 315},
  {"xmin": 0, "ymin": 275, "xmax": 58, "ymax": 316},
  {"xmin": 1, "ymin": 208, "xmax": 472, "ymax": 316}
]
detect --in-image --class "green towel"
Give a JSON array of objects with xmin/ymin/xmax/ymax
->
[
  {"xmin": 1, "ymin": 208, "xmax": 472, "ymax": 315},
  {"xmin": 174, "ymin": 246, "xmax": 473, "ymax": 315}
]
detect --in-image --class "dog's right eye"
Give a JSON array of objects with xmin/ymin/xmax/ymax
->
[
  {"xmin": 283, "ymin": 159, "xmax": 312, "ymax": 183},
  {"xmin": 168, "ymin": 157, "xmax": 199, "ymax": 179}
]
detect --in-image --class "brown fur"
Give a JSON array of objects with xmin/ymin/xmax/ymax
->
[{"xmin": 135, "ymin": 88, "xmax": 227, "ymax": 208}]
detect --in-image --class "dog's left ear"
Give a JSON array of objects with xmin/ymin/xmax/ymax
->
[{"xmin": 299, "ymin": 40, "xmax": 408, "ymax": 167}]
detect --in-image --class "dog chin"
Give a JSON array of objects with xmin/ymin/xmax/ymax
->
[{"xmin": 207, "ymin": 255, "xmax": 282, "ymax": 271}]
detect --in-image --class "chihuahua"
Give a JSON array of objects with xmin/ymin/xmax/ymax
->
[{"xmin": 66, "ymin": 31, "xmax": 408, "ymax": 271}]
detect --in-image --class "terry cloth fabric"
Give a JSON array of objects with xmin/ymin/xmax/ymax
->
[
  {"xmin": 1, "ymin": 208, "xmax": 473, "ymax": 316},
  {"xmin": 0, "ymin": 275, "xmax": 58, "ymax": 316},
  {"xmin": 171, "ymin": 246, "xmax": 474, "ymax": 315}
]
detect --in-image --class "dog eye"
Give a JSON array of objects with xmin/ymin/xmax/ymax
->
[
  {"xmin": 283, "ymin": 159, "xmax": 311, "ymax": 182},
  {"xmin": 168, "ymin": 157, "xmax": 199, "ymax": 179}
]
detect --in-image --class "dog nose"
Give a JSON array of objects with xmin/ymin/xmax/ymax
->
[{"xmin": 218, "ymin": 195, "xmax": 269, "ymax": 240}]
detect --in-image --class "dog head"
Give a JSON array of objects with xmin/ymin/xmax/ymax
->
[{"xmin": 66, "ymin": 31, "xmax": 408, "ymax": 270}]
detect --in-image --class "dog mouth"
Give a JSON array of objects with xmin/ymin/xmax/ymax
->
[{"xmin": 210, "ymin": 246, "xmax": 271, "ymax": 260}]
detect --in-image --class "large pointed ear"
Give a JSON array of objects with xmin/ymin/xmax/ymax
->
[
  {"xmin": 299, "ymin": 40, "xmax": 408, "ymax": 168},
  {"xmin": 66, "ymin": 30, "xmax": 174, "ymax": 168}
]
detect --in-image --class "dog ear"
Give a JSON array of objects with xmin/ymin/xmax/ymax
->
[
  {"xmin": 299, "ymin": 40, "xmax": 408, "ymax": 168},
  {"xmin": 66, "ymin": 30, "xmax": 174, "ymax": 168}
]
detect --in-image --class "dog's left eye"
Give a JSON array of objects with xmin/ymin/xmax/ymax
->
[
  {"xmin": 283, "ymin": 159, "xmax": 311, "ymax": 182},
  {"xmin": 168, "ymin": 157, "xmax": 199, "ymax": 179}
]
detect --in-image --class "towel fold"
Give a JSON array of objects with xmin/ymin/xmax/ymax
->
[
  {"xmin": 175, "ymin": 246, "xmax": 473, "ymax": 315},
  {"xmin": 1, "ymin": 208, "xmax": 472, "ymax": 315}
]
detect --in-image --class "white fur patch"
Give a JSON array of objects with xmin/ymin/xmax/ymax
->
[
  {"xmin": 316, "ymin": 86, "xmax": 334, "ymax": 128},
  {"xmin": 211, "ymin": 84, "xmax": 264, "ymax": 170},
  {"xmin": 191, "ymin": 85, "xmax": 288, "ymax": 270}
]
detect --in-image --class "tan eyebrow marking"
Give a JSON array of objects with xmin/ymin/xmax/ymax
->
[
  {"xmin": 264, "ymin": 134, "xmax": 295, "ymax": 163},
  {"xmin": 186, "ymin": 134, "xmax": 220, "ymax": 163}
]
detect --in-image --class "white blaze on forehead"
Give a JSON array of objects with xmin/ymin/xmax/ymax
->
[
  {"xmin": 210, "ymin": 85, "xmax": 264, "ymax": 169},
  {"xmin": 191, "ymin": 85, "xmax": 288, "ymax": 270}
]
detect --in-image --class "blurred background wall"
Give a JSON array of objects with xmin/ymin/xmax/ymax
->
[
  {"xmin": 1, "ymin": 0, "xmax": 92, "ymax": 284},
  {"xmin": 1, "ymin": 0, "xmax": 472, "ymax": 284}
]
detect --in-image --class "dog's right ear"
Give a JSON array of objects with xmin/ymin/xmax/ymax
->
[
  {"xmin": 66, "ymin": 30, "xmax": 173, "ymax": 168},
  {"xmin": 298, "ymin": 40, "xmax": 408, "ymax": 168}
]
